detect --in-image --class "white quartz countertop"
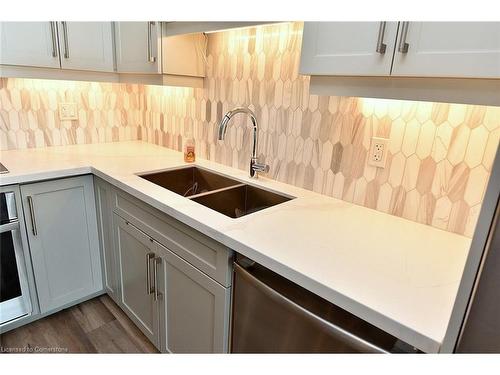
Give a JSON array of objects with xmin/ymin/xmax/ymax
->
[{"xmin": 0, "ymin": 141, "xmax": 471, "ymax": 353}]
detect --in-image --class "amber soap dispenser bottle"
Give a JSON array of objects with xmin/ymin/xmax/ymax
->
[{"xmin": 184, "ymin": 132, "xmax": 196, "ymax": 163}]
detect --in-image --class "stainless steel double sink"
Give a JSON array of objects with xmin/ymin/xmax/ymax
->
[{"xmin": 138, "ymin": 166, "xmax": 294, "ymax": 218}]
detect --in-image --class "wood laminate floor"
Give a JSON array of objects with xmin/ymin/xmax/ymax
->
[{"xmin": 0, "ymin": 295, "xmax": 159, "ymax": 353}]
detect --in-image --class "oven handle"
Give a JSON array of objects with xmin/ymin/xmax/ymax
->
[
  {"xmin": 0, "ymin": 221, "xmax": 20, "ymax": 234},
  {"xmin": 234, "ymin": 262, "xmax": 388, "ymax": 353}
]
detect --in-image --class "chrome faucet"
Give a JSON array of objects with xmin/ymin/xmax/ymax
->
[{"xmin": 218, "ymin": 107, "xmax": 269, "ymax": 179}]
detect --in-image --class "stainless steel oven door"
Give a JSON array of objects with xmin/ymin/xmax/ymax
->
[{"xmin": 0, "ymin": 221, "xmax": 32, "ymax": 325}]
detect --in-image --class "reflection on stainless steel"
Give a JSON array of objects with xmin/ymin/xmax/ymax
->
[
  {"xmin": 231, "ymin": 256, "xmax": 418, "ymax": 353},
  {"xmin": 0, "ymin": 162, "xmax": 8, "ymax": 174},
  {"xmin": 218, "ymin": 107, "xmax": 269, "ymax": 179}
]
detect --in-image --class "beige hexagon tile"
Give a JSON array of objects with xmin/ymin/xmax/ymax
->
[
  {"xmin": 447, "ymin": 125, "xmax": 471, "ymax": 165},
  {"xmin": 448, "ymin": 200, "xmax": 470, "ymax": 234},
  {"xmin": 448, "ymin": 103, "xmax": 467, "ymax": 127},
  {"xmin": 313, "ymin": 168, "xmax": 325, "ymax": 193},
  {"xmin": 388, "ymin": 152, "xmax": 407, "ymax": 187},
  {"xmin": 465, "ymin": 126, "xmax": 489, "ymax": 168},
  {"xmin": 447, "ymin": 162, "xmax": 470, "ymax": 203},
  {"xmin": 482, "ymin": 106, "xmax": 500, "ymax": 131},
  {"xmin": 432, "ymin": 196, "xmax": 453, "ymax": 230},
  {"xmin": 332, "ymin": 173, "xmax": 345, "ymax": 200},
  {"xmin": 401, "ymin": 119, "xmax": 420, "ymax": 156},
  {"xmin": 350, "ymin": 177, "xmax": 365, "ymax": 205},
  {"xmin": 364, "ymin": 180, "xmax": 379, "ymax": 209},
  {"xmin": 416, "ymin": 192, "xmax": 436, "ymax": 226},
  {"xmin": 464, "ymin": 106, "xmax": 486, "ymax": 129},
  {"xmin": 389, "ymin": 118, "xmax": 406, "ymax": 154},
  {"xmin": 431, "ymin": 159, "xmax": 453, "ymax": 198},
  {"xmin": 376, "ymin": 183, "xmax": 393, "ymax": 213},
  {"xmin": 402, "ymin": 154, "xmax": 421, "ymax": 191},
  {"xmin": 389, "ymin": 186, "xmax": 406, "ymax": 217},
  {"xmin": 324, "ymin": 170, "xmax": 335, "ymax": 197},
  {"xmin": 415, "ymin": 102, "xmax": 433, "ymax": 124},
  {"xmin": 402, "ymin": 189, "xmax": 421, "ymax": 222},
  {"xmin": 482, "ymin": 128, "xmax": 500, "ymax": 171},
  {"xmin": 431, "ymin": 103, "xmax": 449, "ymax": 125},
  {"xmin": 464, "ymin": 165, "xmax": 489, "ymax": 206},
  {"xmin": 416, "ymin": 120, "xmax": 436, "ymax": 159},
  {"xmin": 415, "ymin": 157, "xmax": 436, "ymax": 195}
]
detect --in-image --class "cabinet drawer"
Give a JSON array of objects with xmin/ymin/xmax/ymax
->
[{"xmin": 112, "ymin": 188, "xmax": 232, "ymax": 287}]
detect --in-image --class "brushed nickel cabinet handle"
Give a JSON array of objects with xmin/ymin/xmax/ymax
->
[
  {"xmin": 61, "ymin": 21, "xmax": 69, "ymax": 58},
  {"xmin": 153, "ymin": 257, "xmax": 161, "ymax": 302},
  {"xmin": 146, "ymin": 252, "xmax": 155, "ymax": 294},
  {"xmin": 49, "ymin": 22, "xmax": 58, "ymax": 58},
  {"xmin": 376, "ymin": 22, "xmax": 387, "ymax": 54},
  {"xmin": 27, "ymin": 196, "xmax": 37, "ymax": 236},
  {"xmin": 147, "ymin": 21, "xmax": 156, "ymax": 63},
  {"xmin": 398, "ymin": 21, "xmax": 410, "ymax": 53}
]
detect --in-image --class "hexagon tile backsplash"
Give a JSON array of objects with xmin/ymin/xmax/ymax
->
[{"xmin": 1, "ymin": 22, "xmax": 499, "ymax": 238}]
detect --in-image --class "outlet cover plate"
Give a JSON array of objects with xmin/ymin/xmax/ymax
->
[
  {"xmin": 368, "ymin": 137, "xmax": 390, "ymax": 168},
  {"xmin": 58, "ymin": 102, "xmax": 78, "ymax": 120}
]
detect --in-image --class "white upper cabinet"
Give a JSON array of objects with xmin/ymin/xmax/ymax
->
[
  {"xmin": 299, "ymin": 22, "xmax": 399, "ymax": 76},
  {"xmin": 391, "ymin": 22, "xmax": 500, "ymax": 78},
  {"xmin": 0, "ymin": 22, "xmax": 60, "ymax": 68},
  {"xmin": 58, "ymin": 22, "xmax": 114, "ymax": 72},
  {"xmin": 115, "ymin": 22, "xmax": 160, "ymax": 74},
  {"xmin": 300, "ymin": 21, "xmax": 500, "ymax": 79}
]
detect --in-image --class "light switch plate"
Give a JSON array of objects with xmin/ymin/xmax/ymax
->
[
  {"xmin": 368, "ymin": 137, "xmax": 390, "ymax": 168},
  {"xmin": 58, "ymin": 102, "xmax": 78, "ymax": 120}
]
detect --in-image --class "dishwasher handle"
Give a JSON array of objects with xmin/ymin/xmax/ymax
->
[{"xmin": 234, "ymin": 262, "xmax": 388, "ymax": 353}]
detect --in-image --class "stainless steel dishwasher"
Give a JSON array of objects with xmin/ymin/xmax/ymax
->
[{"xmin": 231, "ymin": 255, "xmax": 418, "ymax": 353}]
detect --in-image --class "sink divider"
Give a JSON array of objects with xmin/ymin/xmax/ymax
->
[{"xmin": 187, "ymin": 183, "xmax": 246, "ymax": 200}]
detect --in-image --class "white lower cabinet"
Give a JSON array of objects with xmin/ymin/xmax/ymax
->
[
  {"xmin": 105, "ymin": 185, "xmax": 232, "ymax": 353},
  {"xmin": 158, "ymin": 241, "xmax": 231, "ymax": 353},
  {"xmin": 113, "ymin": 214, "xmax": 161, "ymax": 348},
  {"xmin": 20, "ymin": 175, "xmax": 102, "ymax": 313}
]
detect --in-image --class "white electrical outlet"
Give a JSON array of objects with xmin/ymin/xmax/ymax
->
[
  {"xmin": 58, "ymin": 102, "xmax": 78, "ymax": 120},
  {"xmin": 368, "ymin": 137, "xmax": 390, "ymax": 168}
]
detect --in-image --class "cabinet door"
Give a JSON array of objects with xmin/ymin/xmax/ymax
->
[
  {"xmin": 94, "ymin": 178, "xmax": 119, "ymax": 302},
  {"xmin": 391, "ymin": 22, "xmax": 500, "ymax": 78},
  {"xmin": 113, "ymin": 214, "xmax": 160, "ymax": 348},
  {"xmin": 157, "ymin": 242, "xmax": 230, "ymax": 353},
  {"xmin": 0, "ymin": 22, "xmax": 60, "ymax": 68},
  {"xmin": 20, "ymin": 175, "xmax": 102, "ymax": 313},
  {"xmin": 299, "ymin": 22, "xmax": 398, "ymax": 76},
  {"xmin": 58, "ymin": 22, "xmax": 114, "ymax": 72},
  {"xmin": 115, "ymin": 22, "xmax": 160, "ymax": 74}
]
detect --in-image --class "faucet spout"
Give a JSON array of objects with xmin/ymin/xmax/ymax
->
[
  {"xmin": 218, "ymin": 114, "xmax": 231, "ymax": 141},
  {"xmin": 217, "ymin": 107, "xmax": 268, "ymax": 178}
]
